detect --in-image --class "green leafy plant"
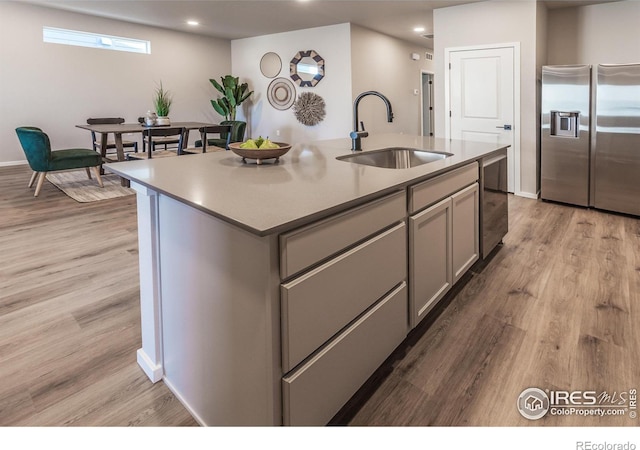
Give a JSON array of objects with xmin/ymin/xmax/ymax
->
[
  {"xmin": 210, "ymin": 75, "xmax": 253, "ymax": 121},
  {"xmin": 154, "ymin": 81, "xmax": 172, "ymax": 117}
]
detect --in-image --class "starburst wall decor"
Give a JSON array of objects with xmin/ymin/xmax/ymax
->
[{"xmin": 293, "ymin": 92, "xmax": 326, "ymax": 126}]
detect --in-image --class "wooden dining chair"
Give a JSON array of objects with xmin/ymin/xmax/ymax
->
[
  {"xmin": 15, "ymin": 127, "xmax": 103, "ymax": 197},
  {"xmin": 137, "ymin": 117, "xmax": 181, "ymax": 153},
  {"xmin": 86, "ymin": 117, "xmax": 138, "ymax": 161},
  {"xmin": 183, "ymin": 125, "xmax": 232, "ymax": 154},
  {"xmin": 127, "ymin": 127, "xmax": 185, "ymax": 159}
]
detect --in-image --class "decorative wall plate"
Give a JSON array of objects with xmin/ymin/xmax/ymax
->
[
  {"xmin": 260, "ymin": 52, "xmax": 282, "ymax": 78},
  {"xmin": 267, "ymin": 77, "xmax": 296, "ymax": 110},
  {"xmin": 290, "ymin": 50, "xmax": 325, "ymax": 87}
]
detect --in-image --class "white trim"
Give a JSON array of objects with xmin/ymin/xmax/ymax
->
[
  {"xmin": 0, "ymin": 160, "xmax": 28, "ymax": 167},
  {"xmin": 513, "ymin": 44, "xmax": 522, "ymax": 197},
  {"xmin": 131, "ymin": 182, "xmax": 165, "ymax": 384},
  {"xmin": 137, "ymin": 349, "xmax": 163, "ymax": 383},
  {"xmin": 43, "ymin": 26, "xmax": 151, "ymax": 54},
  {"xmin": 444, "ymin": 42, "xmax": 522, "ymax": 195},
  {"xmin": 444, "ymin": 51, "xmax": 451, "ymax": 140},
  {"xmin": 516, "ymin": 190, "xmax": 539, "ymax": 200}
]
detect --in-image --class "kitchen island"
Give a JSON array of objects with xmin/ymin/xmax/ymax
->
[{"xmin": 106, "ymin": 133, "xmax": 509, "ymax": 426}]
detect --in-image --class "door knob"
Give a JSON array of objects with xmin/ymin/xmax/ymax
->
[{"xmin": 496, "ymin": 125, "xmax": 512, "ymax": 130}]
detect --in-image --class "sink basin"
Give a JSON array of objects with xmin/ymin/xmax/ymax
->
[{"xmin": 337, "ymin": 147, "xmax": 453, "ymax": 169}]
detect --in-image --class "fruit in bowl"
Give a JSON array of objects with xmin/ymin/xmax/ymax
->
[
  {"xmin": 239, "ymin": 136, "xmax": 280, "ymax": 150},
  {"xmin": 229, "ymin": 137, "xmax": 291, "ymax": 164}
]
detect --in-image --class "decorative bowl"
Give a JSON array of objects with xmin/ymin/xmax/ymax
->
[{"xmin": 228, "ymin": 142, "xmax": 292, "ymax": 164}]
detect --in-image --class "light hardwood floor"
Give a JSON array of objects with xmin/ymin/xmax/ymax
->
[
  {"xmin": 0, "ymin": 166, "xmax": 196, "ymax": 426},
  {"xmin": 1, "ymin": 165, "xmax": 638, "ymax": 426}
]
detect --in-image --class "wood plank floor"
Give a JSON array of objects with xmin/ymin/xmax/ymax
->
[
  {"xmin": 0, "ymin": 165, "xmax": 197, "ymax": 426},
  {"xmin": 1, "ymin": 164, "xmax": 638, "ymax": 427}
]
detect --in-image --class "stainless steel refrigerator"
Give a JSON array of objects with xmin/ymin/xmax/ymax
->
[
  {"xmin": 541, "ymin": 65, "xmax": 592, "ymax": 206},
  {"xmin": 592, "ymin": 63, "xmax": 640, "ymax": 216},
  {"xmin": 541, "ymin": 63, "xmax": 640, "ymax": 216}
]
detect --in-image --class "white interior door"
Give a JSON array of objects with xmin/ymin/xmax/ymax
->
[{"xmin": 449, "ymin": 46, "xmax": 516, "ymax": 193}]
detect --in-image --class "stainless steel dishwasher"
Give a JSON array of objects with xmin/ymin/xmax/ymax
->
[{"xmin": 479, "ymin": 149, "xmax": 509, "ymax": 259}]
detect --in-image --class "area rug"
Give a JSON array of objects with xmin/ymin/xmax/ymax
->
[{"xmin": 46, "ymin": 170, "xmax": 134, "ymax": 202}]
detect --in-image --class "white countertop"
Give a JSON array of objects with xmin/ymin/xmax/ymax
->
[{"xmin": 106, "ymin": 133, "xmax": 509, "ymax": 236}]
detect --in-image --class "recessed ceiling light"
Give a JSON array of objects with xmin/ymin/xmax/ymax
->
[
  {"xmin": 187, "ymin": 20, "xmax": 199, "ymax": 26},
  {"xmin": 413, "ymin": 27, "xmax": 425, "ymax": 33}
]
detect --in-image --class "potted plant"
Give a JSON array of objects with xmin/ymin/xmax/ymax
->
[
  {"xmin": 154, "ymin": 81, "xmax": 172, "ymax": 126},
  {"xmin": 210, "ymin": 75, "xmax": 253, "ymax": 121}
]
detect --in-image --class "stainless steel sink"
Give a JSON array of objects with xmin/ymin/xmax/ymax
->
[{"xmin": 337, "ymin": 147, "xmax": 453, "ymax": 169}]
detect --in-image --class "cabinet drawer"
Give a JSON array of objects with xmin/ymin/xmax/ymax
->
[
  {"xmin": 280, "ymin": 190, "xmax": 406, "ymax": 279},
  {"xmin": 409, "ymin": 162, "xmax": 478, "ymax": 214},
  {"xmin": 282, "ymin": 282, "xmax": 407, "ymax": 426},
  {"xmin": 281, "ymin": 222, "xmax": 406, "ymax": 372}
]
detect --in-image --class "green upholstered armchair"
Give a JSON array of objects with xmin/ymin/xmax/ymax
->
[
  {"xmin": 195, "ymin": 120, "xmax": 246, "ymax": 149},
  {"xmin": 183, "ymin": 125, "xmax": 231, "ymax": 154},
  {"xmin": 15, "ymin": 127, "xmax": 103, "ymax": 197}
]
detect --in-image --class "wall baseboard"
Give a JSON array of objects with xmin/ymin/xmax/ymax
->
[
  {"xmin": 515, "ymin": 190, "xmax": 539, "ymax": 200},
  {"xmin": 0, "ymin": 160, "xmax": 28, "ymax": 167}
]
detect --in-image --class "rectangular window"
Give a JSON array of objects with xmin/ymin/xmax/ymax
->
[{"xmin": 43, "ymin": 26, "xmax": 150, "ymax": 54}]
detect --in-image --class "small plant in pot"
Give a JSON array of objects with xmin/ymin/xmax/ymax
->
[{"xmin": 154, "ymin": 81, "xmax": 172, "ymax": 126}]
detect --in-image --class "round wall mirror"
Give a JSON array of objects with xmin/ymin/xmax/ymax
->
[
  {"xmin": 260, "ymin": 52, "xmax": 282, "ymax": 78},
  {"xmin": 290, "ymin": 50, "xmax": 325, "ymax": 87}
]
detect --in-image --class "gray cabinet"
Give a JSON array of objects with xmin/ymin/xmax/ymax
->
[
  {"xmin": 280, "ymin": 163, "xmax": 481, "ymax": 423},
  {"xmin": 409, "ymin": 197, "xmax": 452, "ymax": 328},
  {"xmin": 452, "ymin": 183, "xmax": 479, "ymax": 284},
  {"xmin": 279, "ymin": 191, "xmax": 406, "ymax": 279},
  {"xmin": 408, "ymin": 163, "xmax": 479, "ymax": 329},
  {"xmin": 282, "ymin": 282, "xmax": 407, "ymax": 426},
  {"xmin": 281, "ymin": 223, "xmax": 406, "ymax": 372},
  {"xmin": 279, "ymin": 191, "xmax": 407, "ymax": 425}
]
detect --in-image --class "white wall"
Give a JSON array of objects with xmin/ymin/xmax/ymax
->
[
  {"xmin": 547, "ymin": 0, "xmax": 640, "ymax": 65},
  {"xmin": 231, "ymin": 22, "xmax": 432, "ymax": 144},
  {"xmin": 231, "ymin": 24, "xmax": 353, "ymax": 144},
  {"xmin": 433, "ymin": 0, "xmax": 541, "ymax": 197},
  {"xmin": 350, "ymin": 25, "xmax": 433, "ymax": 136},
  {"xmin": 0, "ymin": 1, "xmax": 231, "ymax": 165}
]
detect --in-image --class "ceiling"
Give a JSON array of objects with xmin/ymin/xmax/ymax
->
[{"xmin": 23, "ymin": 0, "xmax": 619, "ymax": 48}]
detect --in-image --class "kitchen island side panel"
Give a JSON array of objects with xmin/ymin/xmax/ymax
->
[{"xmin": 157, "ymin": 194, "xmax": 282, "ymax": 426}]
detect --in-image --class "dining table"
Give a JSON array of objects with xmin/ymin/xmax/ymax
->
[{"xmin": 76, "ymin": 121, "xmax": 230, "ymax": 186}]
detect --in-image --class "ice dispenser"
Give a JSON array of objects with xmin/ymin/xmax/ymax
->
[{"xmin": 550, "ymin": 111, "xmax": 579, "ymax": 138}]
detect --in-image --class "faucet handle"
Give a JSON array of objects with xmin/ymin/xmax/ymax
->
[
  {"xmin": 350, "ymin": 130, "xmax": 369, "ymax": 139},
  {"xmin": 350, "ymin": 130, "xmax": 369, "ymax": 151},
  {"xmin": 360, "ymin": 121, "xmax": 366, "ymax": 131}
]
